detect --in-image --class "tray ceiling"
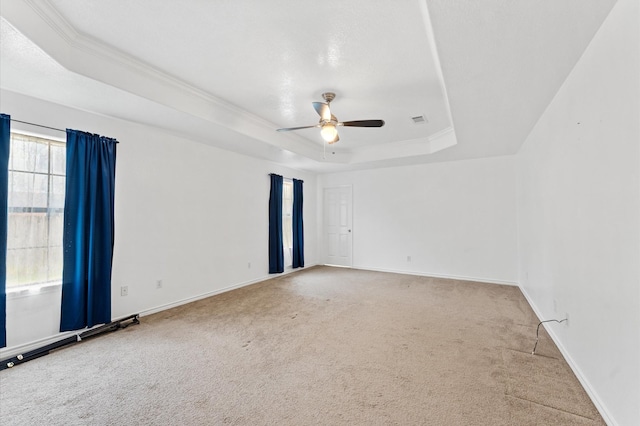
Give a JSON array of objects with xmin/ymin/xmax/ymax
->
[{"xmin": 0, "ymin": 0, "xmax": 617, "ymax": 172}]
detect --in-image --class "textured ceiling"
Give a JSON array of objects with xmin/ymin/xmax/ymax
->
[{"xmin": 0, "ymin": 0, "xmax": 617, "ymax": 172}]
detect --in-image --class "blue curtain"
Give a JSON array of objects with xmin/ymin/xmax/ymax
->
[
  {"xmin": 268, "ymin": 174, "xmax": 284, "ymax": 274},
  {"xmin": 60, "ymin": 130, "xmax": 117, "ymax": 332},
  {"xmin": 0, "ymin": 114, "xmax": 10, "ymax": 347},
  {"xmin": 292, "ymin": 179, "xmax": 304, "ymax": 269}
]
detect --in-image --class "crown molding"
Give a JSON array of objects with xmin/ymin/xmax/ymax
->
[
  {"xmin": 3, "ymin": 0, "xmax": 459, "ymax": 170},
  {"xmin": 4, "ymin": 0, "xmax": 323, "ymax": 160},
  {"xmin": 349, "ymin": 127, "xmax": 456, "ymax": 163}
]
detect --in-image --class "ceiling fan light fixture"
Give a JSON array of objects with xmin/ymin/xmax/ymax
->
[
  {"xmin": 276, "ymin": 92, "xmax": 384, "ymax": 145},
  {"xmin": 320, "ymin": 123, "xmax": 338, "ymax": 142}
]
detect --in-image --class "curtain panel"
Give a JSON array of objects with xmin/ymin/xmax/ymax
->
[
  {"xmin": 268, "ymin": 174, "xmax": 284, "ymax": 273},
  {"xmin": 292, "ymin": 179, "xmax": 304, "ymax": 268},
  {"xmin": 0, "ymin": 114, "xmax": 10, "ymax": 347},
  {"xmin": 60, "ymin": 129, "xmax": 117, "ymax": 332}
]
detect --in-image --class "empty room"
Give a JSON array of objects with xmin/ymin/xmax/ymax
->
[{"xmin": 0, "ymin": 1, "xmax": 638, "ymax": 425}]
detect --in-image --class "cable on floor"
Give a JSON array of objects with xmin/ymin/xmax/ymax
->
[{"xmin": 531, "ymin": 318, "xmax": 567, "ymax": 355}]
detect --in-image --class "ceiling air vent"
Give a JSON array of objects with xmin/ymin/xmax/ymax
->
[{"xmin": 411, "ymin": 115, "xmax": 427, "ymax": 124}]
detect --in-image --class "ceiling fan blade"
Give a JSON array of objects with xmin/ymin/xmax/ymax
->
[
  {"xmin": 340, "ymin": 119, "xmax": 385, "ymax": 127},
  {"xmin": 327, "ymin": 133, "xmax": 340, "ymax": 144},
  {"xmin": 312, "ymin": 102, "xmax": 332, "ymax": 121},
  {"xmin": 276, "ymin": 124, "xmax": 321, "ymax": 132}
]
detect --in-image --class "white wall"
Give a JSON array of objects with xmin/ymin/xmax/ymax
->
[
  {"xmin": 0, "ymin": 90, "xmax": 318, "ymax": 356},
  {"xmin": 319, "ymin": 156, "xmax": 518, "ymax": 284},
  {"xmin": 2, "ymin": 4, "xmax": 637, "ymax": 422},
  {"xmin": 516, "ymin": 0, "xmax": 639, "ymax": 424}
]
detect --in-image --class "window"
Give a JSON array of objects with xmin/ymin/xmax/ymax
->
[
  {"xmin": 282, "ymin": 179, "xmax": 293, "ymax": 268},
  {"xmin": 6, "ymin": 133, "xmax": 66, "ymax": 289}
]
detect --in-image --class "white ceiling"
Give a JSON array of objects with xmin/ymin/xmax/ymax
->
[{"xmin": 0, "ymin": 0, "xmax": 617, "ymax": 172}]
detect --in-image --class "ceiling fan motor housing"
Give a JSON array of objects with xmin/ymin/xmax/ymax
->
[{"xmin": 322, "ymin": 92, "xmax": 336, "ymax": 103}]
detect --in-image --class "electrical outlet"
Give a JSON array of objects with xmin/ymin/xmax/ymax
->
[
  {"xmin": 156, "ymin": 280, "xmax": 163, "ymax": 289},
  {"xmin": 120, "ymin": 286, "xmax": 128, "ymax": 297},
  {"xmin": 407, "ymin": 255, "xmax": 411, "ymax": 262}
]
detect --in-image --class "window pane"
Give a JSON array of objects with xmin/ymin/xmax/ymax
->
[
  {"xmin": 48, "ymin": 212, "xmax": 64, "ymax": 248},
  {"xmin": 8, "ymin": 211, "xmax": 47, "ymax": 249},
  {"xmin": 51, "ymin": 143, "xmax": 66, "ymax": 175},
  {"xmin": 10, "ymin": 135, "xmax": 49, "ymax": 173},
  {"xmin": 50, "ymin": 175, "xmax": 66, "ymax": 209},
  {"xmin": 7, "ymin": 247, "xmax": 49, "ymax": 286},
  {"xmin": 8, "ymin": 171, "xmax": 48, "ymax": 208},
  {"xmin": 47, "ymin": 246, "xmax": 64, "ymax": 282}
]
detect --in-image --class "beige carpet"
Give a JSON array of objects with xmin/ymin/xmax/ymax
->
[{"xmin": 0, "ymin": 266, "xmax": 604, "ymax": 425}]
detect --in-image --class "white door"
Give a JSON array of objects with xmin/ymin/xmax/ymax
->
[{"xmin": 324, "ymin": 186, "xmax": 352, "ymax": 266}]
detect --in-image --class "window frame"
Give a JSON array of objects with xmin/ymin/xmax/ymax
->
[
  {"xmin": 6, "ymin": 131, "xmax": 66, "ymax": 295},
  {"xmin": 282, "ymin": 178, "xmax": 294, "ymax": 269}
]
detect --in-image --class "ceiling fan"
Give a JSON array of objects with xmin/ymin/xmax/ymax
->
[{"xmin": 276, "ymin": 92, "xmax": 385, "ymax": 144}]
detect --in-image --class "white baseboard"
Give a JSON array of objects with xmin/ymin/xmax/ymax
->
[
  {"xmin": 348, "ymin": 265, "xmax": 518, "ymax": 287},
  {"xmin": 0, "ymin": 264, "xmax": 317, "ymax": 361},
  {"xmin": 518, "ymin": 285, "xmax": 615, "ymax": 426},
  {"xmin": 139, "ymin": 264, "xmax": 317, "ymax": 317}
]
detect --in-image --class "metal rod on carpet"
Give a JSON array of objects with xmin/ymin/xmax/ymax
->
[
  {"xmin": 0, "ymin": 314, "xmax": 140, "ymax": 371},
  {"xmin": 79, "ymin": 314, "xmax": 140, "ymax": 340}
]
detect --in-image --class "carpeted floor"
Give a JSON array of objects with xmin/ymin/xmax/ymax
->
[{"xmin": 0, "ymin": 266, "xmax": 604, "ymax": 425}]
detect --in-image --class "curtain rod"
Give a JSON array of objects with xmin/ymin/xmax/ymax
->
[
  {"xmin": 11, "ymin": 119, "xmax": 119, "ymax": 143},
  {"xmin": 268, "ymin": 173, "xmax": 303, "ymax": 183},
  {"xmin": 12, "ymin": 119, "xmax": 65, "ymax": 133}
]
